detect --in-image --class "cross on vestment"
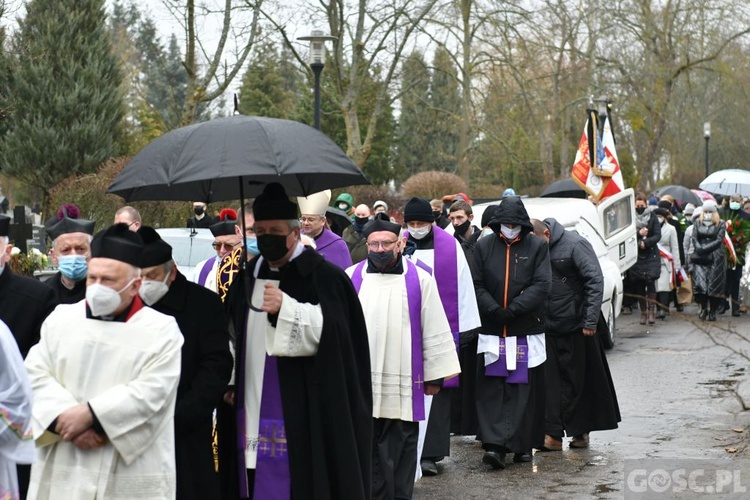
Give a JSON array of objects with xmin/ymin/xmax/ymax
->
[
  {"xmin": 258, "ymin": 423, "xmax": 288, "ymax": 458},
  {"xmin": 8, "ymin": 206, "xmax": 32, "ymax": 254}
]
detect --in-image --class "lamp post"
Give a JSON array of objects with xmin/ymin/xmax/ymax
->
[
  {"xmin": 298, "ymin": 30, "xmax": 337, "ymax": 130},
  {"xmin": 703, "ymin": 122, "xmax": 711, "ymax": 178}
]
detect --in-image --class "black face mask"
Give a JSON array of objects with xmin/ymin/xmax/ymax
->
[
  {"xmin": 453, "ymin": 219, "xmax": 471, "ymax": 236},
  {"xmin": 194, "ymin": 206, "xmax": 205, "ymax": 216},
  {"xmin": 258, "ymin": 234, "xmax": 291, "ymax": 262},
  {"xmin": 432, "ymin": 210, "xmax": 442, "ymax": 220},
  {"xmin": 369, "ymin": 250, "xmax": 397, "ymax": 270},
  {"xmin": 355, "ymin": 216, "xmax": 369, "ymax": 227},
  {"xmin": 635, "ymin": 207, "xmax": 646, "ymax": 215}
]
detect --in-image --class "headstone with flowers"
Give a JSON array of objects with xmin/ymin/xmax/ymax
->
[{"xmin": 7, "ymin": 205, "xmax": 48, "ymax": 277}]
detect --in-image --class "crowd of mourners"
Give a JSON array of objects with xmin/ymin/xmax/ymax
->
[{"xmin": 18, "ymin": 183, "xmax": 750, "ymax": 499}]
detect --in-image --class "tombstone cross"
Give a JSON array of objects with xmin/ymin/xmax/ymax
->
[{"xmin": 8, "ymin": 205, "xmax": 32, "ymax": 254}]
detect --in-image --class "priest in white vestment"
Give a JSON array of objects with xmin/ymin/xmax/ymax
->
[
  {"xmin": 346, "ymin": 214, "xmax": 460, "ymax": 500},
  {"xmin": 24, "ymin": 224, "xmax": 183, "ymax": 500}
]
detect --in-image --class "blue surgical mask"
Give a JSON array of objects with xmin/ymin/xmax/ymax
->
[
  {"xmin": 58, "ymin": 255, "xmax": 88, "ymax": 281},
  {"xmin": 245, "ymin": 236, "xmax": 260, "ymax": 256},
  {"xmin": 730, "ymin": 202, "xmax": 741, "ymax": 211}
]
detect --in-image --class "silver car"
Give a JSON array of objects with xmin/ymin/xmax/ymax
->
[{"xmin": 156, "ymin": 228, "xmax": 216, "ymax": 282}]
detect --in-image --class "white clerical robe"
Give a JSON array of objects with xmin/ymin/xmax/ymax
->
[
  {"xmin": 243, "ymin": 244, "xmax": 324, "ymax": 468},
  {"xmin": 0, "ymin": 320, "xmax": 35, "ymax": 500},
  {"xmin": 190, "ymin": 257, "xmax": 219, "ymax": 294},
  {"xmin": 346, "ymin": 258, "xmax": 461, "ymax": 421},
  {"xmin": 24, "ymin": 301, "xmax": 184, "ymax": 500}
]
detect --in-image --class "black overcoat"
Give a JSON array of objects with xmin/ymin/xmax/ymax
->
[
  {"xmin": 225, "ymin": 248, "xmax": 373, "ymax": 500},
  {"xmin": 44, "ymin": 271, "xmax": 86, "ymax": 304},
  {"xmin": 0, "ymin": 267, "xmax": 58, "ymax": 357},
  {"xmin": 151, "ymin": 271, "xmax": 233, "ymax": 500}
]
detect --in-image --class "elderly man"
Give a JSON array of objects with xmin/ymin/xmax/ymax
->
[
  {"xmin": 45, "ymin": 204, "xmax": 95, "ymax": 304},
  {"xmin": 531, "ymin": 218, "xmax": 620, "ymax": 452},
  {"xmin": 298, "ymin": 190, "xmax": 352, "ymax": 269},
  {"xmin": 223, "ymin": 183, "xmax": 371, "ymax": 499},
  {"xmin": 138, "ymin": 226, "xmax": 233, "ymax": 500},
  {"xmin": 0, "ymin": 215, "xmax": 58, "ymax": 358},
  {"xmin": 187, "ymin": 202, "xmax": 217, "ymax": 229},
  {"xmin": 347, "ymin": 214, "xmax": 459, "ymax": 500},
  {"xmin": 24, "ymin": 224, "xmax": 183, "ymax": 498},
  {"xmin": 402, "ymin": 197, "xmax": 481, "ymax": 477},
  {"xmin": 342, "ymin": 204, "xmax": 370, "ymax": 264},
  {"xmin": 472, "ymin": 196, "xmax": 550, "ymax": 469},
  {"xmin": 193, "ymin": 209, "xmax": 240, "ymax": 293},
  {"xmin": 113, "ymin": 206, "xmax": 141, "ymax": 231}
]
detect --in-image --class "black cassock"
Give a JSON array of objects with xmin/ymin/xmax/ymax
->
[
  {"xmin": 0, "ymin": 267, "xmax": 58, "ymax": 357},
  {"xmin": 223, "ymin": 248, "xmax": 373, "ymax": 500},
  {"xmin": 151, "ymin": 272, "xmax": 233, "ymax": 500},
  {"xmin": 44, "ymin": 271, "xmax": 86, "ymax": 304}
]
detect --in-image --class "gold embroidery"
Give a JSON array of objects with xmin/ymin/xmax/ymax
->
[{"xmin": 217, "ymin": 246, "xmax": 243, "ymax": 302}]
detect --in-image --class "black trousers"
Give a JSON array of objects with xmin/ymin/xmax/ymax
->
[
  {"xmin": 372, "ymin": 418, "xmax": 419, "ymax": 500},
  {"xmin": 726, "ymin": 266, "xmax": 743, "ymax": 312}
]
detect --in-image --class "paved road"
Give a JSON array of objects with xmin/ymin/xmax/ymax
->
[{"xmin": 413, "ymin": 304, "xmax": 750, "ymax": 499}]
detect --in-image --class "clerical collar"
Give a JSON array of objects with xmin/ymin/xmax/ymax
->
[
  {"xmin": 312, "ymin": 229, "xmax": 325, "ymax": 240},
  {"xmin": 366, "ymin": 254, "xmax": 404, "ymax": 274}
]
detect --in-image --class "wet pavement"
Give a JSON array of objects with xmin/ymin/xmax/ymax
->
[{"xmin": 413, "ymin": 304, "xmax": 750, "ymax": 499}]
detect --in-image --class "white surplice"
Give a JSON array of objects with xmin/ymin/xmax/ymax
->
[
  {"xmin": 346, "ymin": 258, "xmax": 461, "ymax": 421},
  {"xmin": 243, "ymin": 245, "xmax": 324, "ymax": 468},
  {"xmin": 24, "ymin": 301, "xmax": 184, "ymax": 500},
  {"xmin": 0, "ymin": 320, "xmax": 35, "ymax": 500},
  {"xmin": 190, "ymin": 257, "xmax": 219, "ymax": 294}
]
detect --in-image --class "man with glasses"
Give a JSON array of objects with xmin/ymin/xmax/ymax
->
[
  {"xmin": 44, "ymin": 204, "xmax": 95, "ymax": 304},
  {"xmin": 113, "ymin": 206, "xmax": 141, "ymax": 232},
  {"xmin": 297, "ymin": 190, "xmax": 352, "ymax": 269},
  {"xmin": 191, "ymin": 209, "xmax": 240, "ymax": 294},
  {"xmin": 346, "ymin": 213, "xmax": 459, "ymax": 500}
]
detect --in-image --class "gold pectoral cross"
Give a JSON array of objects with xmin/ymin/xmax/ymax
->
[{"xmin": 258, "ymin": 423, "xmax": 288, "ymax": 458}]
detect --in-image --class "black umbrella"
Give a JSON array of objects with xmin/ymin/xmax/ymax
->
[
  {"xmin": 107, "ymin": 115, "xmax": 370, "ymax": 202},
  {"xmin": 652, "ymin": 185, "xmax": 702, "ymax": 207},
  {"xmin": 325, "ymin": 206, "xmax": 353, "ymax": 237},
  {"xmin": 540, "ymin": 178, "xmax": 587, "ymax": 199}
]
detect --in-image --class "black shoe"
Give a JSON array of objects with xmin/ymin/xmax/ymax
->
[
  {"xmin": 513, "ymin": 452, "xmax": 532, "ymax": 463},
  {"xmin": 717, "ymin": 303, "xmax": 727, "ymax": 315},
  {"xmin": 708, "ymin": 311, "xmax": 717, "ymax": 322},
  {"xmin": 676, "ymin": 304, "xmax": 684, "ymax": 312},
  {"xmin": 482, "ymin": 451, "xmax": 506, "ymax": 470},
  {"xmin": 699, "ymin": 309, "xmax": 708, "ymax": 320},
  {"xmin": 732, "ymin": 309, "xmax": 741, "ymax": 317},
  {"xmin": 420, "ymin": 459, "xmax": 438, "ymax": 476}
]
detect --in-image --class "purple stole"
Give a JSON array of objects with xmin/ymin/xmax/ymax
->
[
  {"xmin": 485, "ymin": 337, "xmax": 529, "ymax": 384},
  {"xmin": 351, "ymin": 259, "xmax": 426, "ymax": 421},
  {"xmin": 234, "ymin": 271, "xmax": 291, "ymax": 500},
  {"xmin": 409, "ymin": 226, "xmax": 460, "ymax": 387},
  {"xmin": 197, "ymin": 258, "xmax": 215, "ymax": 287}
]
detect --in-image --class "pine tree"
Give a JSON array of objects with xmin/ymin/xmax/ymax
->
[
  {"xmin": 238, "ymin": 40, "xmax": 299, "ymax": 118},
  {"xmin": 394, "ymin": 51, "xmax": 431, "ymax": 179},
  {"xmin": 1, "ymin": 0, "xmax": 125, "ymax": 204},
  {"xmin": 427, "ymin": 46, "xmax": 461, "ymax": 173}
]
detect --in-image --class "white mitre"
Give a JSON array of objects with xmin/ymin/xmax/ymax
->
[{"xmin": 297, "ymin": 189, "xmax": 331, "ymax": 216}]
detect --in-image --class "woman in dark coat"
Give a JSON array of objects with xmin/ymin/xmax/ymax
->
[
  {"xmin": 628, "ymin": 193, "xmax": 662, "ymax": 325},
  {"xmin": 691, "ymin": 202, "xmax": 727, "ymax": 321}
]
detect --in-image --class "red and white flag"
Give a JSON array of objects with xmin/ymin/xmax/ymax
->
[
  {"xmin": 571, "ymin": 115, "xmax": 609, "ymax": 200},
  {"xmin": 599, "ymin": 116, "xmax": 624, "ymax": 198}
]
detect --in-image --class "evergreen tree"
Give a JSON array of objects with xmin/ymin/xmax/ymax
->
[
  {"xmin": 427, "ymin": 46, "xmax": 461, "ymax": 173},
  {"xmin": 394, "ymin": 51, "xmax": 431, "ymax": 180},
  {"xmin": 1, "ymin": 0, "xmax": 125, "ymax": 204},
  {"xmin": 238, "ymin": 40, "xmax": 299, "ymax": 118}
]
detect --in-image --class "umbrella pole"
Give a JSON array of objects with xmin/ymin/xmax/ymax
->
[{"xmin": 239, "ymin": 176, "xmax": 252, "ymax": 308}]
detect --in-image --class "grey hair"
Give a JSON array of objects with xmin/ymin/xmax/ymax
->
[
  {"xmin": 162, "ymin": 259, "xmax": 176, "ymax": 275},
  {"xmin": 52, "ymin": 233, "xmax": 93, "ymax": 251},
  {"xmin": 286, "ymin": 219, "xmax": 301, "ymax": 231}
]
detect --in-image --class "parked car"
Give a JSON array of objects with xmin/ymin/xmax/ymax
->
[
  {"xmin": 467, "ymin": 189, "xmax": 637, "ymax": 349},
  {"xmin": 156, "ymin": 227, "xmax": 216, "ymax": 282}
]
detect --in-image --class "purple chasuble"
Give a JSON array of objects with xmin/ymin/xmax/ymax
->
[
  {"xmin": 197, "ymin": 258, "xmax": 214, "ymax": 286},
  {"xmin": 350, "ymin": 259, "xmax": 426, "ymax": 421},
  {"xmin": 485, "ymin": 336, "xmax": 529, "ymax": 384},
  {"xmin": 314, "ymin": 228, "xmax": 353, "ymax": 269}
]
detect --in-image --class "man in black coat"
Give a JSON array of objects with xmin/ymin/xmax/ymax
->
[
  {"xmin": 471, "ymin": 196, "xmax": 550, "ymax": 469},
  {"xmin": 187, "ymin": 202, "xmax": 218, "ymax": 228},
  {"xmin": 223, "ymin": 183, "xmax": 372, "ymax": 500},
  {"xmin": 0, "ymin": 215, "xmax": 58, "ymax": 358},
  {"xmin": 531, "ymin": 218, "xmax": 620, "ymax": 452},
  {"xmin": 137, "ymin": 226, "xmax": 233, "ymax": 500}
]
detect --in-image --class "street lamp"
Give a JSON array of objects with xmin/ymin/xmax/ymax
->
[
  {"xmin": 298, "ymin": 30, "xmax": 337, "ymax": 130},
  {"xmin": 704, "ymin": 122, "xmax": 711, "ymax": 178}
]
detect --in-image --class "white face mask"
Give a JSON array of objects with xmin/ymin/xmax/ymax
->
[
  {"xmin": 407, "ymin": 225, "xmax": 431, "ymax": 240},
  {"xmin": 500, "ymin": 224, "xmax": 522, "ymax": 240},
  {"xmin": 86, "ymin": 278, "xmax": 136, "ymax": 317},
  {"xmin": 138, "ymin": 273, "xmax": 170, "ymax": 306},
  {"xmin": 657, "ymin": 216, "xmax": 665, "ymax": 225}
]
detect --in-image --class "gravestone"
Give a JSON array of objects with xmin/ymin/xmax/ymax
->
[{"xmin": 8, "ymin": 205, "xmax": 32, "ymax": 254}]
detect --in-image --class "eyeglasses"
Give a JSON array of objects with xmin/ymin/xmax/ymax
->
[
  {"xmin": 367, "ymin": 240, "xmax": 397, "ymax": 250},
  {"xmin": 212, "ymin": 241, "xmax": 240, "ymax": 250},
  {"xmin": 299, "ymin": 216, "xmax": 323, "ymax": 224}
]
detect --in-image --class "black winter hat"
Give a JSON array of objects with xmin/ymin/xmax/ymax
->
[{"xmin": 403, "ymin": 197, "xmax": 434, "ymax": 223}]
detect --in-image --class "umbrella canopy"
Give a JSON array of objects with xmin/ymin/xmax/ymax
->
[
  {"xmin": 699, "ymin": 169, "xmax": 750, "ymax": 197},
  {"xmin": 652, "ymin": 185, "xmax": 702, "ymax": 207},
  {"xmin": 325, "ymin": 206, "xmax": 353, "ymax": 237},
  {"xmin": 540, "ymin": 178, "xmax": 587, "ymax": 199},
  {"xmin": 108, "ymin": 115, "xmax": 370, "ymax": 202},
  {"xmin": 691, "ymin": 189, "xmax": 716, "ymax": 203}
]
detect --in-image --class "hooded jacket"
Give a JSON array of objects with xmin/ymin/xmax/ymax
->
[
  {"xmin": 472, "ymin": 197, "xmax": 550, "ymax": 336},
  {"xmin": 543, "ymin": 218, "xmax": 604, "ymax": 334}
]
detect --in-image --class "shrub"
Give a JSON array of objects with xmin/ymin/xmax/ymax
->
[{"xmin": 401, "ymin": 171, "xmax": 468, "ymax": 200}]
